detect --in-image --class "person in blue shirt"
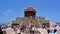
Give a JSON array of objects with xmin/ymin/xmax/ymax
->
[
  {"xmin": 51, "ymin": 30, "xmax": 55, "ymax": 34},
  {"xmin": 54, "ymin": 29, "xmax": 58, "ymax": 34}
]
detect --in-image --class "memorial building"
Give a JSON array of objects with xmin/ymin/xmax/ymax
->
[{"xmin": 12, "ymin": 6, "xmax": 50, "ymax": 28}]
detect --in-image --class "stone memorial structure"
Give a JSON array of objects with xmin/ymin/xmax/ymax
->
[{"xmin": 11, "ymin": 6, "xmax": 50, "ymax": 28}]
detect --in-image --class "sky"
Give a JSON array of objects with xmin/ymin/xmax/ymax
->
[{"xmin": 0, "ymin": 0, "xmax": 60, "ymax": 24}]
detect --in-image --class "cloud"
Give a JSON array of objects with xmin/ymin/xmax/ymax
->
[
  {"xmin": 2, "ymin": 10, "xmax": 13, "ymax": 16},
  {"xmin": 3, "ymin": 10, "xmax": 12, "ymax": 14},
  {"xmin": 8, "ymin": 10, "xmax": 12, "ymax": 13}
]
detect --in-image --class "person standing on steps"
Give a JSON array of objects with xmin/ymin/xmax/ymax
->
[
  {"xmin": 20, "ymin": 25, "xmax": 26, "ymax": 34},
  {"xmin": 32, "ymin": 25, "xmax": 35, "ymax": 34},
  {"xmin": 29, "ymin": 25, "xmax": 35, "ymax": 34}
]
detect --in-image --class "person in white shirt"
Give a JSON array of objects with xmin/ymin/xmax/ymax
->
[
  {"xmin": 29, "ymin": 25, "xmax": 35, "ymax": 34},
  {"xmin": 32, "ymin": 26, "xmax": 35, "ymax": 34}
]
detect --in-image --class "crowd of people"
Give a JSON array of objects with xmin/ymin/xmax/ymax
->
[
  {"xmin": 0, "ymin": 24, "xmax": 58, "ymax": 34},
  {"xmin": 47, "ymin": 29, "xmax": 58, "ymax": 34},
  {"xmin": 0, "ymin": 24, "xmax": 35, "ymax": 34}
]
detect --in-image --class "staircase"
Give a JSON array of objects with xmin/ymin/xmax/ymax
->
[
  {"xmin": 32, "ymin": 19, "xmax": 40, "ymax": 28},
  {"xmin": 24, "ymin": 29, "xmax": 41, "ymax": 34},
  {"xmin": 22, "ymin": 18, "xmax": 40, "ymax": 28},
  {"xmin": 37, "ymin": 28, "xmax": 48, "ymax": 34}
]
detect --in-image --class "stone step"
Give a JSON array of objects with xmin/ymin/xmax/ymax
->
[
  {"xmin": 37, "ymin": 28, "xmax": 48, "ymax": 34},
  {"xmin": 24, "ymin": 30, "xmax": 41, "ymax": 34}
]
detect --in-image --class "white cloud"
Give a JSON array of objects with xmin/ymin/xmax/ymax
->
[
  {"xmin": 2, "ymin": 10, "xmax": 13, "ymax": 16},
  {"xmin": 8, "ymin": 10, "xmax": 12, "ymax": 13}
]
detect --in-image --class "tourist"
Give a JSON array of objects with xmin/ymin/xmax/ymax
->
[
  {"xmin": 16, "ymin": 27, "xmax": 20, "ymax": 34},
  {"xmin": 13, "ymin": 26, "xmax": 16, "ymax": 31},
  {"xmin": 20, "ymin": 25, "xmax": 26, "ymax": 34},
  {"xmin": 54, "ymin": 29, "xmax": 58, "ymax": 34},
  {"xmin": 29, "ymin": 26, "xmax": 32, "ymax": 34},
  {"xmin": 51, "ymin": 30, "xmax": 55, "ymax": 34},
  {"xmin": 21, "ymin": 32, "xmax": 24, "ymax": 34},
  {"xmin": 0, "ymin": 26, "xmax": 3, "ymax": 34},
  {"xmin": 47, "ymin": 29, "xmax": 50, "ymax": 34},
  {"xmin": 29, "ymin": 25, "xmax": 35, "ymax": 34},
  {"xmin": 32, "ymin": 25, "xmax": 35, "ymax": 34},
  {"xmin": 2, "ymin": 26, "xmax": 6, "ymax": 34},
  {"xmin": 6, "ymin": 25, "xmax": 16, "ymax": 34}
]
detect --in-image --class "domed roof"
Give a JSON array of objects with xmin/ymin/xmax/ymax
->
[{"xmin": 24, "ymin": 6, "xmax": 36, "ymax": 12}]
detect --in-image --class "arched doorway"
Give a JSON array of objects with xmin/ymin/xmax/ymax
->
[{"xmin": 12, "ymin": 23, "xmax": 19, "ymax": 28}]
